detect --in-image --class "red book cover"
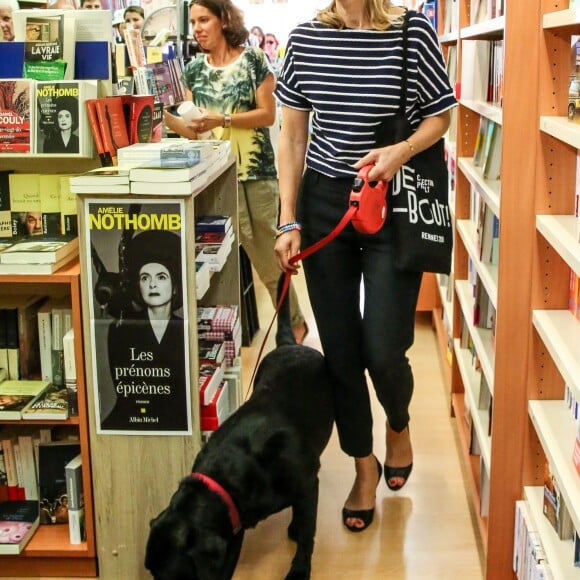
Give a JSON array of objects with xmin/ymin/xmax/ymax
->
[
  {"xmin": 86, "ymin": 99, "xmax": 112, "ymax": 167},
  {"xmin": 93, "ymin": 96, "xmax": 130, "ymax": 166},
  {"xmin": 129, "ymin": 95, "xmax": 154, "ymax": 144},
  {"xmin": 0, "ymin": 80, "xmax": 32, "ymax": 153}
]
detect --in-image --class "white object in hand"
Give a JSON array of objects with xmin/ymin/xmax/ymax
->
[{"xmin": 177, "ymin": 101, "xmax": 212, "ymax": 139}]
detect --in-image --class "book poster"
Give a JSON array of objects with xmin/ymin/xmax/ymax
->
[{"xmin": 84, "ymin": 200, "xmax": 192, "ymax": 435}]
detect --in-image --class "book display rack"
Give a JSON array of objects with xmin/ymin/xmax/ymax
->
[
  {"xmin": 0, "ymin": 262, "xmax": 97, "ymax": 576},
  {"xmin": 76, "ymin": 155, "xmax": 239, "ymax": 579},
  {"xmin": 437, "ymin": 0, "xmax": 580, "ymax": 577}
]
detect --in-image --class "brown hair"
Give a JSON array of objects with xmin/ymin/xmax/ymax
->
[
  {"xmin": 316, "ymin": 0, "xmax": 403, "ymax": 31},
  {"xmin": 124, "ymin": 5, "xmax": 145, "ymax": 20},
  {"xmin": 189, "ymin": 0, "xmax": 248, "ymax": 48}
]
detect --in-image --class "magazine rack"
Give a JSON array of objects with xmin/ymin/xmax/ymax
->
[{"xmin": 76, "ymin": 155, "xmax": 239, "ymax": 578}]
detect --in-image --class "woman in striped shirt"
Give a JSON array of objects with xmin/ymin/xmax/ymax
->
[{"xmin": 274, "ymin": 0, "xmax": 456, "ymax": 533}]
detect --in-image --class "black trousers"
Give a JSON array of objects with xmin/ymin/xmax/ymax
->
[{"xmin": 297, "ymin": 169, "xmax": 422, "ymax": 457}]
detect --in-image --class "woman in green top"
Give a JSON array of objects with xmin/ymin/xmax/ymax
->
[{"xmin": 164, "ymin": 0, "xmax": 307, "ymax": 344}]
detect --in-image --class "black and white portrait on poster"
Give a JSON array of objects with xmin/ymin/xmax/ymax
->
[{"xmin": 84, "ymin": 199, "xmax": 191, "ymax": 435}]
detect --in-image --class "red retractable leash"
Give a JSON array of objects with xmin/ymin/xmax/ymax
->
[{"xmin": 246, "ymin": 165, "xmax": 388, "ymax": 395}]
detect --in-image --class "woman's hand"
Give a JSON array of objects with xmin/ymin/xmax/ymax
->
[
  {"xmin": 274, "ymin": 230, "xmax": 301, "ymax": 275},
  {"xmin": 185, "ymin": 110, "xmax": 224, "ymax": 135},
  {"xmin": 354, "ymin": 142, "xmax": 411, "ymax": 182}
]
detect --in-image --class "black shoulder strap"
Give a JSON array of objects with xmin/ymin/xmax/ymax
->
[{"xmin": 399, "ymin": 9, "xmax": 412, "ymax": 115}]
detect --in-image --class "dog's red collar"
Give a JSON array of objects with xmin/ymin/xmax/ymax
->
[{"xmin": 191, "ymin": 472, "xmax": 242, "ymax": 535}]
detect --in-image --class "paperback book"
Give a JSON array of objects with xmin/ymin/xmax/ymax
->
[
  {"xmin": 35, "ymin": 80, "xmax": 97, "ymax": 156},
  {"xmin": 21, "ymin": 384, "xmax": 68, "ymax": 420},
  {"xmin": 22, "ymin": 14, "xmax": 68, "ymax": 81},
  {"xmin": 0, "ymin": 234, "xmax": 78, "ymax": 265},
  {"xmin": 0, "ymin": 79, "xmax": 34, "ymax": 154},
  {"xmin": 7, "ymin": 173, "xmax": 41, "ymax": 237},
  {"xmin": 0, "ymin": 500, "xmax": 39, "ymax": 554},
  {"xmin": 0, "ymin": 380, "xmax": 51, "ymax": 420}
]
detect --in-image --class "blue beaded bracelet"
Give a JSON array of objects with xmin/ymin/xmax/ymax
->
[{"xmin": 275, "ymin": 221, "xmax": 302, "ymax": 238}]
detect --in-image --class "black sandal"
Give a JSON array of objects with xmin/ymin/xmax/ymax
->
[
  {"xmin": 342, "ymin": 456, "xmax": 382, "ymax": 533},
  {"xmin": 384, "ymin": 463, "xmax": 413, "ymax": 491}
]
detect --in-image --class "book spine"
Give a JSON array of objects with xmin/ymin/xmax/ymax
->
[
  {"xmin": 17, "ymin": 436, "xmax": 38, "ymax": 501},
  {"xmin": 12, "ymin": 443, "xmax": 26, "ymax": 500},
  {"xmin": 65, "ymin": 458, "xmax": 83, "ymax": 510},
  {"xmin": 0, "ymin": 446, "xmax": 8, "ymax": 502},
  {"xmin": 86, "ymin": 100, "xmax": 113, "ymax": 167},
  {"xmin": 51, "ymin": 308, "xmax": 64, "ymax": 387},
  {"xmin": 38, "ymin": 307, "xmax": 53, "ymax": 382},
  {"xmin": 1, "ymin": 439, "xmax": 19, "ymax": 500},
  {"xmin": 68, "ymin": 507, "xmax": 85, "ymax": 544},
  {"xmin": 63, "ymin": 328, "xmax": 78, "ymax": 416}
]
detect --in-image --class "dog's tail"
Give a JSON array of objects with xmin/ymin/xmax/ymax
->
[{"xmin": 275, "ymin": 272, "xmax": 296, "ymax": 347}]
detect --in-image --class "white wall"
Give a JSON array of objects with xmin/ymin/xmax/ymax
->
[{"xmin": 234, "ymin": 0, "xmax": 329, "ymax": 45}]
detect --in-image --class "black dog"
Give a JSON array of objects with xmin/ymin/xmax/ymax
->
[{"xmin": 145, "ymin": 275, "xmax": 334, "ymax": 580}]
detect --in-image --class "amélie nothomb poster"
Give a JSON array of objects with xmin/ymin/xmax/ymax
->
[{"xmin": 84, "ymin": 199, "xmax": 191, "ymax": 435}]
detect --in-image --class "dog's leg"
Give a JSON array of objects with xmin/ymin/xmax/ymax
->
[{"xmin": 285, "ymin": 478, "xmax": 319, "ymax": 580}]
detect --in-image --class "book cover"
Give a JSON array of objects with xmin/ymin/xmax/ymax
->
[
  {"xmin": 59, "ymin": 176, "xmax": 77, "ymax": 237},
  {"xmin": 63, "ymin": 328, "xmax": 77, "ymax": 416},
  {"xmin": 129, "ymin": 95, "xmax": 155, "ymax": 144},
  {"xmin": 147, "ymin": 61, "xmax": 178, "ymax": 108},
  {"xmin": 151, "ymin": 101, "xmax": 164, "ymax": 143},
  {"xmin": 0, "ymin": 380, "xmax": 51, "ymax": 420},
  {"xmin": 118, "ymin": 140, "xmax": 213, "ymax": 167},
  {"xmin": 8, "ymin": 173, "xmax": 41, "ymax": 237},
  {"xmin": 68, "ymin": 506, "xmax": 85, "ymax": 544},
  {"xmin": 37, "ymin": 441, "xmax": 80, "ymax": 525},
  {"xmin": 195, "ymin": 214, "xmax": 232, "ymax": 233},
  {"xmin": 50, "ymin": 304, "xmax": 70, "ymax": 388},
  {"xmin": 35, "ymin": 81, "xmax": 81, "ymax": 154},
  {"xmin": 22, "ymin": 14, "xmax": 69, "ymax": 82},
  {"xmin": 0, "ymin": 500, "xmax": 39, "ymax": 554},
  {"xmin": 84, "ymin": 199, "xmax": 192, "ymax": 435},
  {"xmin": 94, "ymin": 96, "xmax": 130, "ymax": 166},
  {"xmin": 0, "ymin": 171, "xmax": 12, "ymax": 238},
  {"xmin": 0, "ymin": 234, "xmax": 78, "ymax": 265},
  {"xmin": 0, "ymin": 79, "xmax": 33, "ymax": 154},
  {"xmin": 38, "ymin": 174, "xmax": 62, "ymax": 236},
  {"xmin": 198, "ymin": 361, "xmax": 224, "ymax": 406},
  {"xmin": 21, "ymin": 385, "xmax": 68, "ymax": 421}
]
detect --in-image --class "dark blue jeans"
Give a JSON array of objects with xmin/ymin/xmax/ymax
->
[{"xmin": 297, "ymin": 169, "xmax": 422, "ymax": 458}]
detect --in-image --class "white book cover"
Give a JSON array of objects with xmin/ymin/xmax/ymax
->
[
  {"xmin": 16, "ymin": 435, "xmax": 37, "ymax": 501},
  {"xmin": 460, "ymin": 40, "xmax": 490, "ymax": 102}
]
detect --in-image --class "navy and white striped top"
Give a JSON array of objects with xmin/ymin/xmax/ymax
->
[{"xmin": 275, "ymin": 12, "xmax": 457, "ymax": 179}]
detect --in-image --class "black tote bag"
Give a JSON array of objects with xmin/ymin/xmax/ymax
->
[{"xmin": 375, "ymin": 11, "xmax": 453, "ymax": 274}]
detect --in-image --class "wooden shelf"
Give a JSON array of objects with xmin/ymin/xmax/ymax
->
[
  {"xmin": 457, "ymin": 157, "xmax": 501, "ymax": 216},
  {"xmin": 532, "ymin": 310, "xmax": 580, "ymax": 402},
  {"xmin": 455, "ymin": 219, "xmax": 498, "ymax": 307},
  {"xmin": 458, "ymin": 101, "xmax": 503, "ymax": 125},
  {"xmin": 450, "ymin": 393, "xmax": 489, "ymax": 550},
  {"xmin": 536, "ymin": 215, "xmax": 580, "ymax": 275},
  {"xmin": 540, "ymin": 116, "xmax": 580, "ymax": 149},
  {"xmin": 0, "ymin": 262, "xmax": 96, "ymax": 577},
  {"xmin": 524, "ymin": 486, "xmax": 580, "ymax": 580},
  {"xmin": 454, "ymin": 339, "xmax": 491, "ymax": 472},
  {"xmin": 455, "ymin": 280, "xmax": 495, "ymax": 394},
  {"xmin": 543, "ymin": 8, "xmax": 580, "ymax": 30},
  {"xmin": 460, "ymin": 16, "xmax": 505, "ymax": 39},
  {"xmin": 528, "ymin": 401, "xmax": 580, "ymax": 534}
]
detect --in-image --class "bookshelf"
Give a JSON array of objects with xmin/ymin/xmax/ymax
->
[
  {"xmin": 0, "ymin": 261, "xmax": 97, "ymax": 577},
  {"xmin": 522, "ymin": 4, "xmax": 580, "ymax": 578},
  {"xmin": 76, "ymin": 156, "xmax": 240, "ymax": 579},
  {"xmin": 433, "ymin": 0, "xmax": 563, "ymax": 577}
]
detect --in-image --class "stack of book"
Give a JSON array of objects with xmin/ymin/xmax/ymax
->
[
  {"xmin": 0, "ymin": 500, "xmax": 39, "ymax": 554},
  {"xmin": 120, "ymin": 140, "xmax": 231, "ymax": 194},
  {"xmin": 0, "ymin": 235, "xmax": 78, "ymax": 275}
]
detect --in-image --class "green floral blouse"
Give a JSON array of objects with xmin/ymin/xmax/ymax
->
[{"xmin": 182, "ymin": 47, "xmax": 277, "ymax": 182}]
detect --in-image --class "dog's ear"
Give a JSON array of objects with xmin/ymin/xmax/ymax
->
[{"xmin": 188, "ymin": 534, "xmax": 229, "ymax": 580}]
